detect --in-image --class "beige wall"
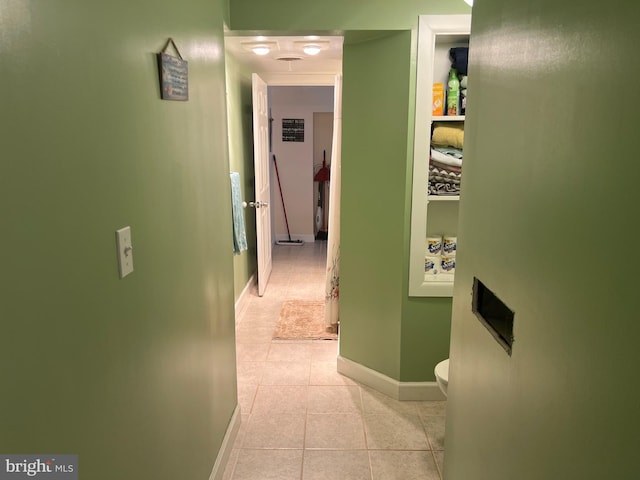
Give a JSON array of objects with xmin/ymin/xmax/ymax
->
[{"xmin": 269, "ymin": 86, "xmax": 334, "ymax": 242}]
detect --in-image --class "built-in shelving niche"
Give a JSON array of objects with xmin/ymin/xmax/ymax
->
[{"xmin": 408, "ymin": 14, "xmax": 471, "ymax": 297}]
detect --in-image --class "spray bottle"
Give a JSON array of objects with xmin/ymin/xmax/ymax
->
[{"xmin": 447, "ymin": 68, "xmax": 460, "ymax": 116}]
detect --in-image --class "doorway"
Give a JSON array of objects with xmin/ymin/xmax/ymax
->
[
  {"xmin": 225, "ymin": 33, "xmax": 343, "ymax": 300},
  {"xmin": 268, "ymin": 86, "xmax": 335, "ymax": 245}
]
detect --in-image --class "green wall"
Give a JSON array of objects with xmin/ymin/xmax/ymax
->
[
  {"xmin": 446, "ymin": 0, "xmax": 640, "ymax": 478},
  {"xmin": 0, "ymin": 1, "xmax": 237, "ymax": 478},
  {"xmin": 230, "ymin": 0, "xmax": 469, "ymax": 30},
  {"xmin": 225, "ymin": 52, "xmax": 258, "ymax": 301},
  {"xmin": 339, "ymin": 31, "xmax": 412, "ymax": 380},
  {"xmin": 229, "ymin": 0, "xmax": 470, "ymax": 382}
]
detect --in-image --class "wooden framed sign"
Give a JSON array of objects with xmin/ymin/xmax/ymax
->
[{"xmin": 157, "ymin": 38, "xmax": 188, "ymax": 101}]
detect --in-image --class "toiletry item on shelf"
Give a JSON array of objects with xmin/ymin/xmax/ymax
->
[
  {"xmin": 432, "ymin": 83, "xmax": 445, "ymax": 116},
  {"xmin": 447, "ymin": 68, "xmax": 460, "ymax": 116},
  {"xmin": 441, "ymin": 255, "xmax": 456, "ymax": 274},
  {"xmin": 459, "ymin": 76, "xmax": 468, "ymax": 115},
  {"xmin": 443, "ymin": 236, "xmax": 457, "ymax": 255},
  {"xmin": 426, "ymin": 236, "xmax": 442, "ymax": 256},
  {"xmin": 425, "ymin": 256, "xmax": 440, "ymax": 275}
]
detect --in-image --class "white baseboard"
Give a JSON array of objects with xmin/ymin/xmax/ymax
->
[
  {"xmin": 208, "ymin": 405, "xmax": 241, "ymax": 480},
  {"xmin": 337, "ymin": 355, "xmax": 445, "ymax": 401},
  {"xmin": 235, "ymin": 274, "xmax": 256, "ymax": 315}
]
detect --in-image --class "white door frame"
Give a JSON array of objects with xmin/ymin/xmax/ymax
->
[
  {"xmin": 250, "ymin": 73, "xmax": 341, "ymax": 296},
  {"xmin": 260, "ymin": 73, "xmax": 341, "ymax": 243}
]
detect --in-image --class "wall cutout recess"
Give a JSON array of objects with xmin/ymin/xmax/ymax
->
[{"xmin": 472, "ymin": 278, "xmax": 515, "ymax": 355}]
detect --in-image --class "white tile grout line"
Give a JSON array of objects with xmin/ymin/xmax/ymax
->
[{"xmin": 431, "ymin": 449, "xmax": 444, "ymax": 480}]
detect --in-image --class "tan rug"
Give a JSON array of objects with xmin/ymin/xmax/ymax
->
[{"xmin": 273, "ymin": 300, "xmax": 338, "ymax": 340}]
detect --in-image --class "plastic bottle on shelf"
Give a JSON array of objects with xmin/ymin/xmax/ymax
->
[{"xmin": 447, "ymin": 68, "xmax": 460, "ymax": 116}]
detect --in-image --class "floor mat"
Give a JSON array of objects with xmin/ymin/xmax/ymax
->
[{"xmin": 273, "ymin": 299, "xmax": 338, "ymax": 340}]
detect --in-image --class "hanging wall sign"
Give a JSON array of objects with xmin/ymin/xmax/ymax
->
[
  {"xmin": 157, "ymin": 38, "xmax": 188, "ymax": 101},
  {"xmin": 282, "ymin": 118, "xmax": 304, "ymax": 142}
]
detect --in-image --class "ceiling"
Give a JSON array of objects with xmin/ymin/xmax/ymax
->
[{"xmin": 224, "ymin": 34, "xmax": 343, "ymax": 76}]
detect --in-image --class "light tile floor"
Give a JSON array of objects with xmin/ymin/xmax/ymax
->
[{"xmin": 224, "ymin": 242, "xmax": 447, "ymax": 480}]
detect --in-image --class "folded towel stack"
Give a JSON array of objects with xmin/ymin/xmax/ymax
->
[
  {"xmin": 431, "ymin": 123, "xmax": 464, "ymax": 149},
  {"xmin": 429, "ymin": 122, "xmax": 465, "ymax": 196},
  {"xmin": 431, "ymin": 148, "xmax": 462, "ymax": 168}
]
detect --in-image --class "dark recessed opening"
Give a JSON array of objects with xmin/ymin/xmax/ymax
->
[{"xmin": 472, "ymin": 278, "xmax": 515, "ymax": 355}]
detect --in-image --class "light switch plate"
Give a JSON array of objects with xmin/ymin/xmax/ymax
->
[{"xmin": 115, "ymin": 226, "xmax": 134, "ymax": 278}]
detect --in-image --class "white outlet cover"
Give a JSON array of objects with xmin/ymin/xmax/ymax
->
[{"xmin": 116, "ymin": 226, "xmax": 134, "ymax": 278}]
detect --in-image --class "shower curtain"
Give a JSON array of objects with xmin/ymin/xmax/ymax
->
[{"xmin": 324, "ymin": 75, "xmax": 342, "ymax": 329}]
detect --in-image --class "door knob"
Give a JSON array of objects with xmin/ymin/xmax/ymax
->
[{"xmin": 245, "ymin": 201, "xmax": 269, "ymax": 208}]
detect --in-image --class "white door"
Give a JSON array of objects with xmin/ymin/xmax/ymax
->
[{"xmin": 252, "ymin": 73, "xmax": 272, "ymax": 297}]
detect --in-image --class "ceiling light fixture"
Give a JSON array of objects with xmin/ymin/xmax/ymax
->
[
  {"xmin": 251, "ymin": 45, "xmax": 271, "ymax": 55},
  {"xmin": 241, "ymin": 40, "xmax": 277, "ymax": 56},
  {"xmin": 295, "ymin": 40, "xmax": 330, "ymax": 55},
  {"xmin": 303, "ymin": 44, "xmax": 322, "ymax": 56}
]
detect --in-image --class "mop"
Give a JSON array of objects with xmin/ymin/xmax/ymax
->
[
  {"xmin": 273, "ymin": 153, "xmax": 304, "ymax": 246},
  {"xmin": 314, "ymin": 150, "xmax": 330, "ymax": 240}
]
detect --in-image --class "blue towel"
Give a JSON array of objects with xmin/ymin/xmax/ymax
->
[
  {"xmin": 230, "ymin": 172, "xmax": 248, "ymax": 254},
  {"xmin": 450, "ymin": 47, "xmax": 469, "ymax": 75}
]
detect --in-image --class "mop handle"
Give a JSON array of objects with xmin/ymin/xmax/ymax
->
[{"xmin": 272, "ymin": 154, "xmax": 293, "ymax": 241}]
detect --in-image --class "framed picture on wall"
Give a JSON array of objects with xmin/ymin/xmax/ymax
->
[{"xmin": 282, "ymin": 119, "xmax": 304, "ymax": 142}]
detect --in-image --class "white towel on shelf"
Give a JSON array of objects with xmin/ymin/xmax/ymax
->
[{"xmin": 431, "ymin": 148, "xmax": 463, "ymax": 168}]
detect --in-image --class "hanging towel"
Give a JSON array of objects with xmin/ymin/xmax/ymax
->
[
  {"xmin": 450, "ymin": 47, "xmax": 469, "ymax": 75},
  {"xmin": 230, "ymin": 172, "xmax": 248, "ymax": 255}
]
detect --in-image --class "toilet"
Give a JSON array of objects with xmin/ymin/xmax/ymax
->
[{"xmin": 434, "ymin": 359, "xmax": 449, "ymax": 397}]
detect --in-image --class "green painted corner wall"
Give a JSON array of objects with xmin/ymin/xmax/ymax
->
[
  {"xmin": 229, "ymin": 0, "xmax": 470, "ymax": 383},
  {"xmin": 0, "ymin": 1, "xmax": 237, "ymax": 478},
  {"xmin": 226, "ymin": 52, "xmax": 258, "ymax": 301},
  {"xmin": 339, "ymin": 31, "xmax": 412, "ymax": 380},
  {"xmin": 445, "ymin": 0, "xmax": 640, "ymax": 478},
  {"xmin": 398, "ymin": 26, "xmax": 454, "ymax": 383},
  {"xmin": 400, "ymin": 297, "xmax": 453, "ymax": 381}
]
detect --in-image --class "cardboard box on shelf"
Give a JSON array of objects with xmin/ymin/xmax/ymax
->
[{"xmin": 432, "ymin": 83, "xmax": 444, "ymax": 116}]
